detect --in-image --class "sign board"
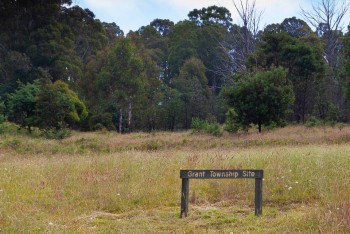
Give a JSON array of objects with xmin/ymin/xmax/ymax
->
[
  {"xmin": 180, "ymin": 169, "xmax": 263, "ymax": 218},
  {"xmin": 180, "ymin": 170, "xmax": 263, "ymax": 179}
]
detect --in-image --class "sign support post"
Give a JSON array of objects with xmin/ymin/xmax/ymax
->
[
  {"xmin": 180, "ymin": 178, "xmax": 189, "ymax": 218},
  {"xmin": 255, "ymin": 177, "xmax": 263, "ymax": 216}
]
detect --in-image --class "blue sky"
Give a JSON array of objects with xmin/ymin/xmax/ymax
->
[{"xmin": 72, "ymin": 0, "xmax": 350, "ymax": 33}]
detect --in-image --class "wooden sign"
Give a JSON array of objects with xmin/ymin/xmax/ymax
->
[
  {"xmin": 180, "ymin": 169, "xmax": 263, "ymax": 218},
  {"xmin": 180, "ymin": 170, "xmax": 263, "ymax": 179}
]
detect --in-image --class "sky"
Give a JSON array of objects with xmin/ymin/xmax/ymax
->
[{"xmin": 71, "ymin": 0, "xmax": 350, "ymax": 33}]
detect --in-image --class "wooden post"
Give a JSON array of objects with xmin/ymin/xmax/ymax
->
[
  {"xmin": 255, "ymin": 178, "xmax": 263, "ymax": 216},
  {"xmin": 180, "ymin": 178, "xmax": 189, "ymax": 218}
]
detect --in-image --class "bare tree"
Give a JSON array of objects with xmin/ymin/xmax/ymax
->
[
  {"xmin": 302, "ymin": 0, "xmax": 350, "ymax": 120},
  {"xmin": 229, "ymin": 0, "xmax": 263, "ymax": 71},
  {"xmin": 302, "ymin": 0, "xmax": 349, "ymax": 71}
]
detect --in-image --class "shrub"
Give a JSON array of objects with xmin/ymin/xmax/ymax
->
[
  {"xmin": 0, "ymin": 114, "xmax": 6, "ymax": 124},
  {"xmin": 89, "ymin": 113, "xmax": 116, "ymax": 131},
  {"xmin": 191, "ymin": 118, "xmax": 208, "ymax": 132},
  {"xmin": 206, "ymin": 122, "xmax": 222, "ymax": 136},
  {"xmin": 41, "ymin": 122, "xmax": 71, "ymax": 139},
  {"xmin": 0, "ymin": 99, "xmax": 6, "ymax": 124},
  {"xmin": 0, "ymin": 122, "xmax": 18, "ymax": 134},
  {"xmin": 305, "ymin": 116, "xmax": 321, "ymax": 128},
  {"xmin": 191, "ymin": 118, "xmax": 222, "ymax": 136},
  {"xmin": 224, "ymin": 109, "xmax": 239, "ymax": 133}
]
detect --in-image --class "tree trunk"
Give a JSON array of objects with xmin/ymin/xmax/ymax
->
[
  {"xmin": 258, "ymin": 123, "xmax": 262, "ymax": 133},
  {"xmin": 128, "ymin": 102, "xmax": 132, "ymax": 132},
  {"xmin": 119, "ymin": 108, "xmax": 123, "ymax": 133}
]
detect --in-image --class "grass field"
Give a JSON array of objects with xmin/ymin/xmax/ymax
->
[{"xmin": 1, "ymin": 123, "xmax": 350, "ymax": 233}]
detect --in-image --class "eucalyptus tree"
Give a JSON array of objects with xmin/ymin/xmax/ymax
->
[
  {"xmin": 96, "ymin": 37, "xmax": 144, "ymax": 132},
  {"xmin": 301, "ymin": 0, "xmax": 350, "ymax": 120},
  {"xmin": 188, "ymin": 5, "xmax": 233, "ymax": 28},
  {"xmin": 168, "ymin": 21, "xmax": 199, "ymax": 78},
  {"xmin": 230, "ymin": 0, "xmax": 263, "ymax": 71},
  {"xmin": 174, "ymin": 58, "xmax": 211, "ymax": 128},
  {"xmin": 253, "ymin": 26, "xmax": 325, "ymax": 122},
  {"xmin": 188, "ymin": 6, "xmax": 233, "ymax": 94},
  {"xmin": 150, "ymin": 19, "xmax": 174, "ymax": 36},
  {"xmin": 280, "ymin": 17, "xmax": 313, "ymax": 38}
]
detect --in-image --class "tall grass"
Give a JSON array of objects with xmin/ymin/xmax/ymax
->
[{"xmin": 1, "ymin": 124, "xmax": 350, "ymax": 232}]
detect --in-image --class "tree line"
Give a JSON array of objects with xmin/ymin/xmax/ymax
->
[{"xmin": 1, "ymin": 0, "xmax": 350, "ymax": 135}]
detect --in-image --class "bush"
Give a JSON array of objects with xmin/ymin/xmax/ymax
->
[
  {"xmin": 0, "ymin": 99, "xmax": 6, "ymax": 124},
  {"xmin": 224, "ymin": 109, "xmax": 239, "ymax": 133},
  {"xmin": 89, "ymin": 113, "xmax": 116, "ymax": 131},
  {"xmin": 0, "ymin": 122, "xmax": 18, "ymax": 134},
  {"xmin": 0, "ymin": 114, "xmax": 6, "ymax": 124},
  {"xmin": 206, "ymin": 122, "xmax": 222, "ymax": 136},
  {"xmin": 41, "ymin": 128, "xmax": 71, "ymax": 139},
  {"xmin": 191, "ymin": 118, "xmax": 222, "ymax": 136},
  {"xmin": 191, "ymin": 118, "xmax": 208, "ymax": 132},
  {"xmin": 305, "ymin": 116, "xmax": 321, "ymax": 128},
  {"xmin": 41, "ymin": 122, "xmax": 71, "ymax": 139}
]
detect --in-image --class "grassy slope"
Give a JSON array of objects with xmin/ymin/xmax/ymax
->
[{"xmin": 1, "ymin": 124, "xmax": 350, "ymax": 233}]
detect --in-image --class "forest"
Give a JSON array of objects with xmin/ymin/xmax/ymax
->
[{"xmin": 1, "ymin": 0, "xmax": 350, "ymax": 136}]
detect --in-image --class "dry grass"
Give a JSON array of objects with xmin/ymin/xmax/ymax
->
[
  {"xmin": 2, "ymin": 124, "xmax": 350, "ymax": 156},
  {"xmin": 1, "ymin": 124, "xmax": 350, "ymax": 232}
]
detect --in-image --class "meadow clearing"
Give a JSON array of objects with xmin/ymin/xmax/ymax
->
[{"xmin": 1, "ymin": 123, "xmax": 350, "ymax": 233}]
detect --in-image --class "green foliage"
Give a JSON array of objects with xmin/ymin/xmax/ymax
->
[
  {"xmin": 191, "ymin": 118, "xmax": 222, "ymax": 136},
  {"xmin": 191, "ymin": 118, "xmax": 208, "ymax": 131},
  {"xmin": 0, "ymin": 99, "xmax": 6, "ymax": 124},
  {"xmin": 280, "ymin": 17, "xmax": 312, "ymax": 38},
  {"xmin": 150, "ymin": 19, "xmax": 174, "ymax": 36},
  {"xmin": 254, "ymin": 29, "xmax": 325, "ymax": 123},
  {"xmin": 196, "ymin": 24, "xmax": 231, "ymax": 95},
  {"xmin": 264, "ymin": 121, "xmax": 283, "ymax": 131},
  {"xmin": 0, "ymin": 114, "xmax": 6, "ymax": 124},
  {"xmin": 89, "ymin": 113, "xmax": 116, "ymax": 131},
  {"xmin": 188, "ymin": 5, "xmax": 233, "ymax": 28},
  {"xmin": 7, "ymin": 81, "xmax": 41, "ymax": 131},
  {"xmin": 168, "ymin": 21, "xmax": 198, "ymax": 76},
  {"xmin": 206, "ymin": 122, "xmax": 222, "ymax": 136},
  {"xmin": 157, "ymin": 87, "xmax": 184, "ymax": 130},
  {"xmin": 305, "ymin": 116, "xmax": 321, "ymax": 128},
  {"xmin": 0, "ymin": 122, "xmax": 18, "ymax": 134},
  {"xmin": 175, "ymin": 57, "xmax": 212, "ymax": 128},
  {"xmin": 36, "ymin": 80, "xmax": 88, "ymax": 129},
  {"xmin": 1, "ymin": 1, "xmax": 350, "ymax": 132},
  {"xmin": 224, "ymin": 67, "xmax": 295, "ymax": 132},
  {"xmin": 7, "ymin": 79, "xmax": 86, "ymax": 135},
  {"xmin": 94, "ymin": 37, "xmax": 145, "ymax": 132},
  {"xmin": 224, "ymin": 108, "xmax": 239, "ymax": 133},
  {"xmin": 41, "ymin": 122, "xmax": 71, "ymax": 139}
]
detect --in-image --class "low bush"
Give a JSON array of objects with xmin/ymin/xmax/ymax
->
[
  {"xmin": 224, "ymin": 109, "xmax": 239, "ymax": 133},
  {"xmin": 89, "ymin": 113, "xmax": 116, "ymax": 131},
  {"xmin": 305, "ymin": 116, "xmax": 321, "ymax": 128},
  {"xmin": 191, "ymin": 118, "xmax": 222, "ymax": 136},
  {"xmin": 0, "ymin": 122, "xmax": 18, "ymax": 134},
  {"xmin": 41, "ymin": 122, "xmax": 71, "ymax": 139}
]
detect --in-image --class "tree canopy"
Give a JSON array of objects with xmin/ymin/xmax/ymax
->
[
  {"xmin": 2, "ymin": 1, "xmax": 350, "ymax": 136},
  {"xmin": 224, "ymin": 68, "xmax": 294, "ymax": 132}
]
